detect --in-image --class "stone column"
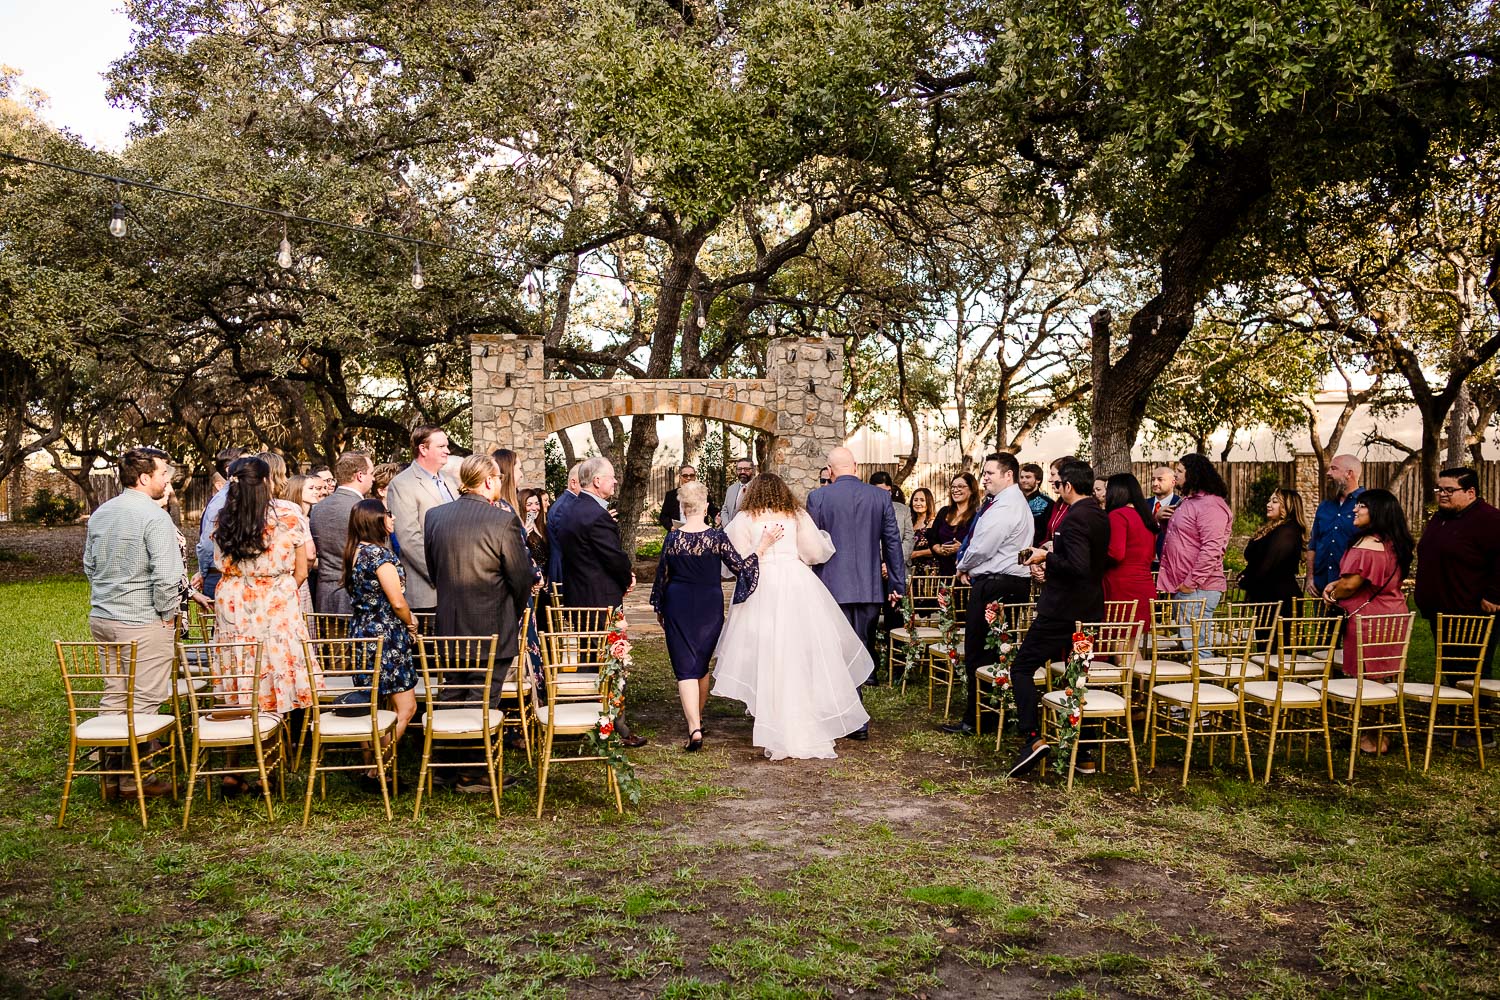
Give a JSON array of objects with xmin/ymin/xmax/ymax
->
[
  {"xmin": 768, "ymin": 337, "xmax": 846, "ymax": 495},
  {"xmin": 1293, "ymin": 451, "xmax": 1321, "ymax": 517},
  {"xmin": 471, "ymin": 332, "xmax": 547, "ymax": 489}
]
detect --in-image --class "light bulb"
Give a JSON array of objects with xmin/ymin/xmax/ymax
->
[
  {"xmin": 108, "ymin": 203, "xmax": 127, "ymax": 238},
  {"xmin": 277, "ymin": 237, "xmax": 294, "ymax": 269},
  {"xmin": 696, "ymin": 312, "xmax": 707, "ymax": 329},
  {"xmin": 411, "ymin": 250, "xmax": 425, "ymax": 290},
  {"xmin": 768, "ymin": 320, "xmax": 777, "ymax": 337}
]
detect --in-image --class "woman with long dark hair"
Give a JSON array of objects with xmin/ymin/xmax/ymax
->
[
  {"xmin": 907, "ymin": 487, "xmax": 938, "ymax": 577},
  {"xmin": 344, "ymin": 498, "xmax": 419, "ymax": 745},
  {"xmin": 1156, "ymin": 454, "xmax": 1233, "ymax": 643},
  {"xmin": 1240, "ymin": 488, "xmax": 1308, "ymax": 623},
  {"xmin": 1322, "ymin": 489, "xmax": 1413, "ymax": 741},
  {"xmin": 212, "ymin": 456, "xmax": 318, "ymax": 732},
  {"xmin": 930, "ymin": 473, "xmax": 980, "ymax": 576},
  {"xmin": 490, "ymin": 448, "xmax": 522, "ymax": 515},
  {"xmin": 1102, "ymin": 473, "xmax": 1158, "ymax": 627}
]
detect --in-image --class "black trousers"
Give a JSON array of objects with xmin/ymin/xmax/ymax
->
[
  {"xmin": 1010, "ymin": 613, "xmax": 1076, "ymax": 740},
  {"xmin": 842, "ymin": 602, "xmax": 882, "ymax": 695},
  {"xmin": 963, "ymin": 574, "xmax": 1032, "ymax": 728}
]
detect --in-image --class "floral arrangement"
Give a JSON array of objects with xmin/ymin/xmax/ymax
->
[
  {"xmin": 898, "ymin": 589, "xmax": 924, "ymax": 684},
  {"xmin": 932, "ymin": 585, "xmax": 962, "ymax": 676},
  {"xmin": 982, "ymin": 601, "xmax": 1017, "ymax": 723},
  {"xmin": 584, "ymin": 607, "xmax": 642, "ymax": 804},
  {"xmin": 1052, "ymin": 630, "xmax": 1093, "ymax": 773}
]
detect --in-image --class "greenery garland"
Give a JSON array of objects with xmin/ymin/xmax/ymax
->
[
  {"xmin": 1051, "ymin": 630, "xmax": 1094, "ymax": 774},
  {"xmin": 583, "ymin": 607, "xmax": 643, "ymax": 805},
  {"xmin": 982, "ymin": 601, "xmax": 1017, "ymax": 724},
  {"xmin": 932, "ymin": 585, "xmax": 961, "ymax": 679}
]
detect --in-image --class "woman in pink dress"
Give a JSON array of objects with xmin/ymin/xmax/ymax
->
[
  {"xmin": 1102, "ymin": 473, "xmax": 1158, "ymax": 627},
  {"xmin": 1323, "ymin": 487, "xmax": 1413, "ymax": 667}
]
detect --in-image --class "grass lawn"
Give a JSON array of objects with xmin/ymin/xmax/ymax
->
[{"xmin": 1, "ymin": 577, "xmax": 1496, "ymax": 999}]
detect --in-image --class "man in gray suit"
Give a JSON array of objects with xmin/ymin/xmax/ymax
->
[
  {"xmin": 308, "ymin": 451, "xmax": 372, "ymax": 614},
  {"xmin": 385, "ymin": 425, "xmax": 458, "ymax": 613}
]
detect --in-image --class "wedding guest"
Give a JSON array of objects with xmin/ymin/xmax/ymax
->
[
  {"xmin": 156, "ymin": 481, "xmax": 207, "ymax": 625},
  {"xmin": 1157, "ymin": 454, "xmax": 1233, "ymax": 642},
  {"xmin": 371, "ymin": 462, "xmax": 401, "ymax": 502},
  {"xmin": 721, "ymin": 458, "xmax": 755, "ymax": 527},
  {"xmin": 817, "ymin": 466, "xmax": 832, "ymax": 487},
  {"xmin": 1010, "ymin": 460, "xmax": 1110, "ymax": 777},
  {"xmin": 1322, "ymin": 489, "xmax": 1414, "ymax": 751},
  {"xmin": 1415, "ymin": 467, "xmax": 1500, "ymax": 685},
  {"xmin": 492, "ymin": 450, "xmax": 546, "ymax": 686},
  {"xmin": 1092, "ymin": 477, "xmax": 1108, "ymax": 509},
  {"xmin": 650, "ymin": 481, "xmax": 778, "ymax": 750},
  {"xmin": 1103, "ymin": 473, "xmax": 1158, "ymax": 628},
  {"xmin": 545, "ymin": 463, "xmax": 584, "ymax": 592},
  {"xmin": 1239, "ymin": 488, "xmax": 1307, "ymax": 626},
  {"xmin": 945, "ymin": 452, "xmax": 1032, "ymax": 735},
  {"xmin": 930, "ymin": 472, "xmax": 980, "ymax": 576},
  {"xmin": 278, "ymin": 473, "xmax": 318, "ymax": 614},
  {"xmin": 519, "ymin": 487, "xmax": 551, "ymax": 577},
  {"xmin": 344, "ymin": 499, "xmax": 419, "ymax": 746},
  {"xmin": 908, "ymin": 487, "xmax": 939, "ymax": 577},
  {"xmin": 490, "ymin": 447, "xmax": 523, "ymax": 515},
  {"xmin": 213, "ymin": 456, "xmax": 318, "ymax": 784},
  {"xmin": 870, "ymin": 472, "xmax": 916, "ymax": 644},
  {"xmin": 1042, "ymin": 455, "xmax": 1079, "ymax": 543},
  {"xmin": 553, "ymin": 456, "xmax": 647, "ymax": 747},
  {"xmin": 310, "ymin": 465, "xmax": 335, "ymax": 498},
  {"xmin": 309, "ymin": 451, "xmax": 373, "ymax": 615},
  {"xmin": 659, "ymin": 464, "xmax": 718, "ymax": 531},
  {"xmin": 193, "ymin": 446, "xmax": 246, "ymax": 599},
  {"xmin": 386, "ymin": 425, "xmax": 458, "ymax": 614},
  {"xmin": 1019, "ymin": 463, "xmax": 1054, "ymax": 546},
  {"xmin": 1148, "ymin": 465, "xmax": 1181, "ymax": 570},
  {"xmin": 1306, "ymin": 454, "xmax": 1365, "ymax": 595}
]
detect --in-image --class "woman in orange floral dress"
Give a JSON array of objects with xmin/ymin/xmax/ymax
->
[{"xmin": 213, "ymin": 456, "xmax": 319, "ymax": 714}]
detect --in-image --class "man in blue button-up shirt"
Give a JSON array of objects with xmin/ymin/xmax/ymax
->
[
  {"xmin": 83, "ymin": 447, "xmax": 184, "ymax": 717},
  {"xmin": 1305, "ymin": 454, "xmax": 1365, "ymax": 594},
  {"xmin": 191, "ymin": 447, "xmax": 245, "ymax": 599}
]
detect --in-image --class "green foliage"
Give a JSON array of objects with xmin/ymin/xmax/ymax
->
[
  {"xmin": 20, "ymin": 488, "xmax": 83, "ymax": 525},
  {"xmin": 635, "ymin": 537, "xmax": 663, "ymax": 559},
  {"xmin": 544, "ymin": 438, "xmax": 567, "ymax": 499},
  {"xmin": 1243, "ymin": 467, "xmax": 1284, "ymax": 525}
]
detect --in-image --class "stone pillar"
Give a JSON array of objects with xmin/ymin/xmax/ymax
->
[
  {"xmin": 1293, "ymin": 451, "xmax": 1321, "ymax": 518},
  {"xmin": 471, "ymin": 332, "xmax": 547, "ymax": 489},
  {"xmin": 768, "ymin": 337, "xmax": 846, "ymax": 496}
]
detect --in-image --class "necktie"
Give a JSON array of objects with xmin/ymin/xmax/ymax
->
[{"xmin": 955, "ymin": 493, "xmax": 996, "ymax": 565}]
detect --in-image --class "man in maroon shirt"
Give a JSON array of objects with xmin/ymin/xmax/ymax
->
[{"xmin": 1415, "ymin": 467, "xmax": 1500, "ymax": 686}]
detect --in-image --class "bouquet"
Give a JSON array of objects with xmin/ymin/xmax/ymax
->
[
  {"xmin": 982, "ymin": 601, "xmax": 1017, "ymax": 723},
  {"xmin": 584, "ymin": 607, "xmax": 643, "ymax": 804},
  {"xmin": 1051, "ymin": 630, "xmax": 1093, "ymax": 774}
]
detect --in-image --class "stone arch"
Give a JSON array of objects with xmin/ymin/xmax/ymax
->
[{"xmin": 541, "ymin": 385, "xmax": 778, "ymax": 437}]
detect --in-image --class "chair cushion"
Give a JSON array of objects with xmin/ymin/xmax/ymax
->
[
  {"xmin": 423, "ymin": 707, "xmax": 502, "ymax": 735},
  {"xmin": 1250, "ymin": 654, "xmax": 1330, "ymax": 674},
  {"xmin": 316, "ymin": 709, "xmax": 397, "ymax": 738},
  {"xmin": 197, "ymin": 711, "xmax": 283, "ymax": 742},
  {"xmin": 1398, "ymin": 682, "xmax": 1473, "ymax": 704},
  {"xmin": 551, "ymin": 672, "xmax": 602, "ymax": 694},
  {"xmin": 537, "ymin": 702, "xmax": 604, "ymax": 732},
  {"xmin": 891, "ymin": 627, "xmax": 942, "ymax": 642},
  {"xmin": 1242, "ymin": 681, "xmax": 1322, "ymax": 706},
  {"xmin": 1198, "ymin": 657, "xmax": 1264, "ymax": 682},
  {"xmin": 976, "ymin": 666, "xmax": 1009, "ymax": 682},
  {"xmin": 499, "ymin": 677, "xmax": 534, "ymax": 695},
  {"xmin": 1150, "ymin": 682, "xmax": 1239, "ymax": 706},
  {"xmin": 1041, "ymin": 688, "xmax": 1127, "ymax": 716},
  {"xmin": 1032, "ymin": 666, "xmax": 1047, "ymax": 683},
  {"xmin": 1133, "ymin": 660, "xmax": 1190, "ymax": 681},
  {"xmin": 1457, "ymin": 678, "xmax": 1500, "ymax": 697},
  {"xmin": 175, "ymin": 677, "xmax": 209, "ymax": 696},
  {"xmin": 1308, "ymin": 677, "xmax": 1398, "ymax": 704},
  {"xmin": 75, "ymin": 713, "xmax": 178, "ymax": 743}
]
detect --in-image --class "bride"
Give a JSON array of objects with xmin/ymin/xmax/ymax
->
[{"xmin": 712, "ymin": 472, "xmax": 874, "ymax": 759}]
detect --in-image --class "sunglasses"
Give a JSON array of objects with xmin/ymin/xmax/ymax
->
[{"xmin": 819, "ymin": 478, "xmax": 832, "ymax": 484}]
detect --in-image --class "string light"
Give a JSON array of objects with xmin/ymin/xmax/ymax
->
[
  {"xmin": 108, "ymin": 184, "xmax": 127, "ymax": 238},
  {"xmin": 277, "ymin": 220, "xmax": 294, "ymax": 269},
  {"xmin": 410, "ymin": 249, "xmax": 425, "ymax": 290}
]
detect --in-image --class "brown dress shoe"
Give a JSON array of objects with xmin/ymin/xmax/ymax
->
[
  {"xmin": 120, "ymin": 779, "xmax": 174, "ymax": 798},
  {"xmin": 619, "ymin": 734, "xmax": 648, "ymax": 749}
]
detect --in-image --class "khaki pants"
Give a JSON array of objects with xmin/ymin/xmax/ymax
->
[{"xmin": 89, "ymin": 616, "xmax": 176, "ymax": 713}]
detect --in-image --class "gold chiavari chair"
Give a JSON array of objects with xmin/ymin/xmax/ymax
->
[
  {"xmin": 1105, "ymin": 600, "xmax": 1139, "ymax": 624},
  {"xmin": 296, "ymin": 614, "xmax": 355, "ymax": 770},
  {"xmin": 976, "ymin": 603, "xmax": 1035, "ymax": 749},
  {"xmin": 412, "ymin": 612, "xmax": 437, "ymax": 636},
  {"xmin": 502, "ymin": 607, "xmax": 538, "ymax": 764},
  {"xmin": 299, "ymin": 637, "xmax": 398, "ymax": 824},
  {"xmin": 1456, "ymin": 668, "xmax": 1500, "ymax": 746},
  {"xmin": 178, "ymin": 641, "xmax": 287, "ymax": 826},
  {"xmin": 893, "ymin": 575, "xmax": 953, "ymax": 689},
  {"xmin": 1400, "ymin": 613, "xmax": 1494, "ymax": 772},
  {"xmin": 1219, "ymin": 601, "xmax": 1282, "ymax": 660},
  {"xmin": 1039, "ymin": 620, "xmax": 1142, "ymax": 791},
  {"xmin": 305, "ymin": 613, "xmax": 352, "ymax": 641},
  {"xmin": 1309, "ymin": 612, "xmax": 1413, "ymax": 781},
  {"xmin": 412, "ymin": 635, "xmax": 505, "ymax": 819},
  {"xmin": 549, "ymin": 606, "xmax": 616, "ymax": 633},
  {"xmin": 536, "ymin": 629, "xmax": 622, "ymax": 817},
  {"xmin": 1147, "ymin": 615, "xmax": 1257, "ymax": 785},
  {"xmin": 55, "ymin": 641, "xmax": 180, "ymax": 828},
  {"xmin": 1133, "ymin": 598, "xmax": 1203, "ymax": 708},
  {"xmin": 1242, "ymin": 616, "xmax": 1340, "ymax": 782}
]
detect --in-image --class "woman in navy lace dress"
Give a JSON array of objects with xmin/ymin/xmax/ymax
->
[
  {"xmin": 651, "ymin": 481, "xmax": 782, "ymax": 751},
  {"xmin": 344, "ymin": 499, "xmax": 420, "ymax": 744}
]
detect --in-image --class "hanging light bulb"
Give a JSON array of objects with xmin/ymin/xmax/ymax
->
[
  {"xmin": 410, "ymin": 248, "xmax": 425, "ymax": 290},
  {"xmin": 108, "ymin": 185, "xmax": 127, "ymax": 238},
  {"xmin": 277, "ymin": 220, "xmax": 293, "ymax": 269},
  {"xmin": 696, "ymin": 304, "xmax": 707, "ymax": 329},
  {"xmin": 768, "ymin": 318, "xmax": 778, "ymax": 338}
]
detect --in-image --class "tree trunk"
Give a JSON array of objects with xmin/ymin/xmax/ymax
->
[
  {"xmin": 614, "ymin": 416, "xmax": 658, "ymax": 556},
  {"xmin": 681, "ymin": 415, "xmax": 707, "ymax": 467},
  {"xmin": 1447, "ymin": 382, "xmax": 1470, "ymax": 467}
]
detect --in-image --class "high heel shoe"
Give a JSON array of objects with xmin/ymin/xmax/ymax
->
[{"xmin": 684, "ymin": 728, "xmax": 704, "ymax": 752}]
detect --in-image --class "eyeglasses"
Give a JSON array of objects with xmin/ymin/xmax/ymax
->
[
  {"xmin": 681, "ymin": 472, "xmax": 696, "ymax": 479},
  {"xmin": 1434, "ymin": 486, "xmax": 1469, "ymax": 495},
  {"xmin": 819, "ymin": 477, "xmax": 832, "ymax": 484}
]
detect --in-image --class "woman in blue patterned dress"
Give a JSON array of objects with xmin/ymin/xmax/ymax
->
[
  {"xmin": 344, "ymin": 499, "xmax": 419, "ymax": 744},
  {"xmin": 651, "ymin": 481, "xmax": 781, "ymax": 751}
]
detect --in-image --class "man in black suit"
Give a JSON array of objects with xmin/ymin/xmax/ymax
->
[
  {"xmin": 658, "ymin": 464, "xmax": 718, "ymax": 531},
  {"xmin": 424, "ymin": 453, "xmax": 535, "ymax": 705},
  {"xmin": 1007, "ymin": 460, "xmax": 1111, "ymax": 778},
  {"xmin": 552, "ymin": 455, "xmax": 646, "ymax": 747},
  {"xmin": 308, "ymin": 450, "xmax": 372, "ymax": 614}
]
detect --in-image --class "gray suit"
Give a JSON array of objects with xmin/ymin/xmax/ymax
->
[
  {"xmin": 308, "ymin": 486, "xmax": 364, "ymax": 614},
  {"xmin": 386, "ymin": 461, "xmax": 459, "ymax": 610}
]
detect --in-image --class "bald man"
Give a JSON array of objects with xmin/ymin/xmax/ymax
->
[{"xmin": 1306, "ymin": 454, "xmax": 1365, "ymax": 594}]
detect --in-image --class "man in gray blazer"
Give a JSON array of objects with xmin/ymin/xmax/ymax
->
[
  {"xmin": 308, "ymin": 451, "xmax": 373, "ymax": 614},
  {"xmin": 385, "ymin": 425, "xmax": 458, "ymax": 613}
]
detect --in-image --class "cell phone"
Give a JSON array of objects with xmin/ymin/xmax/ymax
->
[{"xmin": 1018, "ymin": 548, "xmax": 1035, "ymax": 565}]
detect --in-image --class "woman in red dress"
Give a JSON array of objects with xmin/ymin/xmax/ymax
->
[{"xmin": 1102, "ymin": 473, "xmax": 1159, "ymax": 628}]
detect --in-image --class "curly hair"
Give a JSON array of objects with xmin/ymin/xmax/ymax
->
[{"xmin": 739, "ymin": 472, "xmax": 802, "ymax": 516}]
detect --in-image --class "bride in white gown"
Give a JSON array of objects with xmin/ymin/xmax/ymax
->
[{"xmin": 712, "ymin": 473, "xmax": 874, "ymax": 759}]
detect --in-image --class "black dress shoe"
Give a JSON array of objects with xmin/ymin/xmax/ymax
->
[
  {"xmin": 846, "ymin": 725, "xmax": 869, "ymax": 741},
  {"xmin": 941, "ymin": 722, "xmax": 975, "ymax": 736}
]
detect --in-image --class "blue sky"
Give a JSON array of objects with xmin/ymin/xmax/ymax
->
[{"xmin": 0, "ymin": 0, "xmax": 137, "ymax": 148}]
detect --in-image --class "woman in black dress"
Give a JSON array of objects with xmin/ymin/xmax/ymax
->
[
  {"xmin": 1239, "ymin": 487, "xmax": 1307, "ymax": 637},
  {"xmin": 650, "ymin": 481, "xmax": 781, "ymax": 751},
  {"xmin": 929, "ymin": 473, "xmax": 979, "ymax": 576}
]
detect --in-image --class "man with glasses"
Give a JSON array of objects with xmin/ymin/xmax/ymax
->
[
  {"xmin": 721, "ymin": 458, "xmax": 756, "ymax": 527},
  {"xmin": 1305, "ymin": 454, "xmax": 1364, "ymax": 596},
  {"xmin": 817, "ymin": 466, "xmax": 833, "ymax": 487},
  {"xmin": 1416, "ymin": 467, "xmax": 1500, "ymax": 695},
  {"xmin": 659, "ymin": 464, "xmax": 718, "ymax": 532},
  {"xmin": 1041, "ymin": 455, "xmax": 1078, "ymax": 544}
]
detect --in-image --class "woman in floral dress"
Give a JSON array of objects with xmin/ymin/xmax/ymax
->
[
  {"xmin": 213, "ymin": 456, "xmax": 319, "ymax": 718},
  {"xmin": 345, "ymin": 499, "xmax": 419, "ymax": 743}
]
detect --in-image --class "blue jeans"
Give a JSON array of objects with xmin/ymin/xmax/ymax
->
[{"xmin": 1175, "ymin": 590, "xmax": 1223, "ymax": 649}]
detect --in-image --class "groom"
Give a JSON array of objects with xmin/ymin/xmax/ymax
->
[{"xmin": 806, "ymin": 447, "xmax": 906, "ymax": 740}]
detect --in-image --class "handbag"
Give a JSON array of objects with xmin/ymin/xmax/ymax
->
[{"xmin": 331, "ymin": 689, "xmax": 374, "ymax": 717}]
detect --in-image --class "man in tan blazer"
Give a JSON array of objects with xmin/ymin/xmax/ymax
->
[{"xmin": 385, "ymin": 425, "xmax": 459, "ymax": 613}]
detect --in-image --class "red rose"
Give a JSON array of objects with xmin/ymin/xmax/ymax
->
[{"xmin": 598, "ymin": 718, "xmax": 615, "ymax": 737}]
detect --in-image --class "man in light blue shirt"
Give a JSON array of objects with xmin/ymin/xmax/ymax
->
[
  {"xmin": 192, "ymin": 447, "xmax": 245, "ymax": 598},
  {"xmin": 83, "ymin": 447, "xmax": 184, "ymax": 720}
]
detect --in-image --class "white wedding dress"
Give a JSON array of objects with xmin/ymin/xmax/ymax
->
[{"xmin": 711, "ymin": 510, "xmax": 874, "ymax": 759}]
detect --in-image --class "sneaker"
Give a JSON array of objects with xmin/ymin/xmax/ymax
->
[
  {"xmin": 1073, "ymin": 751, "xmax": 1097, "ymax": 775},
  {"xmin": 1008, "ymin": 738, "xmax": 1050, "ymax": 778},
  {"xmin": 455, "ymin": 778, "xmax": 493, "ymax": 794}
]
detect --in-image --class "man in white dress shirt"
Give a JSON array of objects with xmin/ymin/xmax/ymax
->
[
  {"xmin": 385, "ymin": 425, "xmax": 458, "ymax": 613},
  {"xmin": 944, "ymin": 451, "xmax": 1034, "ymax": 735}
]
